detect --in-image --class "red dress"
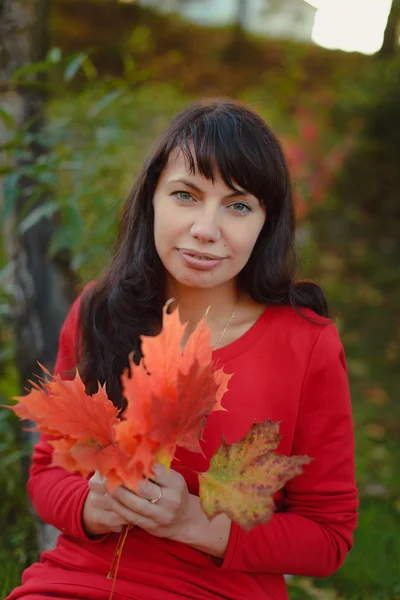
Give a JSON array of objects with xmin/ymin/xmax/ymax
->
[{"xmin": 7, "ymin": 294, "xmax": 358, "ymax": 600}]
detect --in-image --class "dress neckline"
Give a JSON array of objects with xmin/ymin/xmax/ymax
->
[{"xmin": 212, "ymin": 305, "xmax": 278, "ymax": 363}]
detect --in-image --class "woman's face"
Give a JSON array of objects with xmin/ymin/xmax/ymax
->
[{"xmin": 153, "ymin": 148, "xmax": 266, "ymax": 291}]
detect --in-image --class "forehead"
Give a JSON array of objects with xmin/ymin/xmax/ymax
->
[
  {"xmin": 160, "ymin": 147, "xmax": 235, "ymax": 190},
  {"xmin": 164, "ymin": 147, "xmax": 190, "ymax": 174}
]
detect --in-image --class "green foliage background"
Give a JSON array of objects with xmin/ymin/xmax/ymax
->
[{"xmin": 1, "ymin": 3, "xmax": 399, "ymax": 599}]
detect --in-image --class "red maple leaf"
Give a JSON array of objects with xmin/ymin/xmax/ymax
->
[
  {"xmin": 118, "ymin": 307, "xmax": 232, "ymax": 466},
  {"xmin": 148, "ymin": 360, "xmax": 223, "ymax": 460},
  {"xmin": 7, "ymin": 366, "xmax": 136, "ymax": 492},
  {"xmin": 139, "ymin": 303, "xmax": 185, "ymax": 390},
  {"xmin": 11, "ymin": 366, "xmax": 119, "ymax": 445},
  {"xmin": 5, "ymin": 303, "xmax": 232, "ymax": 492}
]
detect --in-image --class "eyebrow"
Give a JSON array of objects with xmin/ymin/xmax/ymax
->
[{"xmin": 167, "ymin": 178, "xmax": 249, "ymax": 199}]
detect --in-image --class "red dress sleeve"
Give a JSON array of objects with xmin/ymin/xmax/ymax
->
[
  {"xmin": 218, "ymin": 324, "xmax": 358, "ymax": 576},
  {"xmin": 27, "ymin": 292, "xmax": 102, "ymax": 542}
]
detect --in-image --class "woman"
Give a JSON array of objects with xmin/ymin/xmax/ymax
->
[{"xmin": 8, "ymin": 99, "xmax": 358, "ymax": 600}]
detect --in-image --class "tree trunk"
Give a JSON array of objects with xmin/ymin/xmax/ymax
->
[
  {"xmin": 220, "ymin": 0, "xmax": 249, "ymax": 64},
  {"xmin": 235, "ymin": 0, "xmax": 248, "ymax": 31},
  {"xmin": 379, "ymin": 0, "xmax": 399, "ymax": 58},
  {"xmin": 0, "ymin": 0, "xmax": 76, "ymax": 552}
]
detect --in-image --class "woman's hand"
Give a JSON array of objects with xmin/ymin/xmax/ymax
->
[
  {"xmin": 82, "ymin": 464, "xmax": 193, "ymax": 540},
  {"xmin": 110, "ymin": 464, "xmax": 194, "ymax": 541},
  {"xmin": 82, "ymin": 471, "xmax": 130, "ymax": 537},
  {"xmin": 82, "ymin": 464, "xmax": 231, "ymax": 558}
]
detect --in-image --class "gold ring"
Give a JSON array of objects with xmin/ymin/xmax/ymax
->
[{"xmin": 149, "ymin": 487, "xmax": 163, "ymax": 504}]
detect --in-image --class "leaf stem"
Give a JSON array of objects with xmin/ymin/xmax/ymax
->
[{"xmin": 107, "ymin": 524, "xmax": 131, "ymax": 600}]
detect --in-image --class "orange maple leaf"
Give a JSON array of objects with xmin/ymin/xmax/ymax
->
[
  {"xmin": 180, "ymin": 315, "xmax": 212, "ymax": 371},
  {"xmin": 8, "ymin": 367, "xmax": 133, "ymax": 491},
  {"xmin": 148, "ymin": 360, "xmax": 223, "ymax": 460},
  {"xmin": 118, "ymin": 306, "xmax": 232, "ymax": 467},
  {"xmin": 49, "ymin": 438, "xmax": 81, "ymax": 473},
  {"xmin": 140, "ymin": 303, "xmax": 186, "ymax": 390},
  {"xmin": 6, "ymin": 303, "xmax": 232, "ymax": 494},
  {"xmin": 12, "ymin": 367, "xmax": 119, "ymax": 445}
]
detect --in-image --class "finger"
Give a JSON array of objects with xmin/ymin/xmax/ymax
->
[
  {"xmin": 151, "ymin": 465, "xmax": 186, "ymax": 496},
  {"xmin": 112, "ymin": 486, "xmax": 162, "ymax": 519},
  {"xmin": 125, "ymin": 513, "xmax": 158, "ymax": 531},
  {"xmin": 92, "ymin": 490, "xmax": 114, "ymax": 511},
  {"xmin": 88, "ymin": 472, "xmax": 108, "ymax": 495},
  {"xmin": 107, "ymin": 505, "xmax": 158, "ymax": 531},
  {"xmin": 150, "ymin": 463, "xmax": 169, "ymax": 486},
  {"xmin": 92, "ymin": 470, "xmax": 107, "ymax": 485},
  {"xmin": 136, "ymin": 478, "xmax": 163, "ymax": 502},
  {"xmin": 101, "ymin": 509, "xmax": 130, "ymax": 533}
]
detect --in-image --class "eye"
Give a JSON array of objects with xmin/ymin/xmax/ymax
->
[
  {"xmin": 230, "ymin": 202, "xmax": 252, "ymax": 214},
  {"xmin": 173, "ymin": 191, "xmax": 195, "ymax": 202}
]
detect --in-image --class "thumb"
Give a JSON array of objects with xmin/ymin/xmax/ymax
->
[{"xmin": 89, "ymin": 470, "xmax": 108, "ymax": 493}]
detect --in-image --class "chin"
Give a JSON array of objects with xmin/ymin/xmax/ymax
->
[
  {"xmin": 171, "ymin": 268, "xmax": 236, "ymax": 291},
  {"xmin": 177, "ymin": 274, "xmax": 223, "ymax": 289}
]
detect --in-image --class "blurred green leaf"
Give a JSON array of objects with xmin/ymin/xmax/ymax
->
[
  {"xmin": 1, "ymin": 173, "xmax": 20, "ymax": 225},
  {"xmin": 12, "ymin": 60, "xmax": 51, "ymax": 81},
  {"xmin": 88, "ymin": 89, "xmax": 123, "ymax": 118},
  {"xmin": 81, "ymin": 56, "xmax": 98, "ymax": 81},
  {"xmin": 17, "ymin": 202, "xmax": 59, "ymax": 235},
  {"xmin": 127, "ymin": 25, "xmax": 154, "ymax": 54},
  {"xmin": 47, "ymin": 47, "xmax": 62, "ymax": 64},
  {"xmin": 48, "ymin": 226, "xmax": 74, "ymax": 256},
  {"xmin": 0, "ymin": 106, "xmax": 15, "ymax": 129},
  {"xmin": 64, "ymin": 52, "xmax": 97, "ymax": 81}
]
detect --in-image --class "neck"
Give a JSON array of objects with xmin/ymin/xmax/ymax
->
[{"xmin": 165, "ymin": 279, "xmax": 240, "ymax": 333}]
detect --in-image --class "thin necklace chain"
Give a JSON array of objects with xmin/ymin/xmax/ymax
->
[{"xmin": 215, "ymin": 297, "xmax": 242, "ymax": 349}]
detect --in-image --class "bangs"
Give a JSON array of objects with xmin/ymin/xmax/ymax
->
[{"xmin": 165, "ymin": 109, "xmax": 278, "ymax": 208}]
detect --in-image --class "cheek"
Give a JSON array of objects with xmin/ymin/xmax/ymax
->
[
  {"xmin": 153, "ymin": 203, "xmax": 183, "ymax": 257},
  {"xmin": 154, "ymin": 201, "xmax": 170, "ymax": 241},
  {"xmin": 230, "ymin": 221, "xmax": 264, "ymax": 261}
]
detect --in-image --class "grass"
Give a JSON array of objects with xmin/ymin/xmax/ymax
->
[{"xmin": 287, "ymin": 496, "xmax": 400, "ymax": 600}]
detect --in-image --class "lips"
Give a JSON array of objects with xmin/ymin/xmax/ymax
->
[
  {"xmin": 180, "ymin": 250, "xmax": 223, "ymax": 261},
  {"xmin": 177, "ymin": 249, "xmax": 226, "ymax": 271}
]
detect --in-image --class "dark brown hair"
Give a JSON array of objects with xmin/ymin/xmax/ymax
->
[{"xmin": 79, "ymin": 99, "xmax": 328, "ymax": 408}]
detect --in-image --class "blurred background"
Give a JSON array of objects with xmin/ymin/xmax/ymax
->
[{"xmin": 0, "ymin": 0, "xmax": 399, "ymax": 598}]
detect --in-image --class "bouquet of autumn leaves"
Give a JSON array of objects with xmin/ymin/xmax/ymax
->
[{"xmin": 8, "ymin": 303, "xmax": 311, "ymax": 551}]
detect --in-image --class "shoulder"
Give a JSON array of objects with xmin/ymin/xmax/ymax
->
[
  {"xmin": 268, "ymin": 304, "xmax": 330, "ymax": 326},
  {"xmin": 61, "ymin": 281, "xmax": 96, "ymax": 339},
  {"xmin": 265, "ymin": 304, "xmax": 343, "ymax": 360},
  {"xmin": 54, "ymin": 282, "xmax": 96, "ymax": 377},
  {"xmin": 267, "ymin": 304, "xmax": 333, "ymax": 333},
  {"xmin": 263, "ymin": 307, "xmax": 349, "ymax": 407}
]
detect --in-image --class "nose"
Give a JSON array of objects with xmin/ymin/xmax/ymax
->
[{"xmin": 190, "ymin": 205, "xmax": 221, "ymax": 244}]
